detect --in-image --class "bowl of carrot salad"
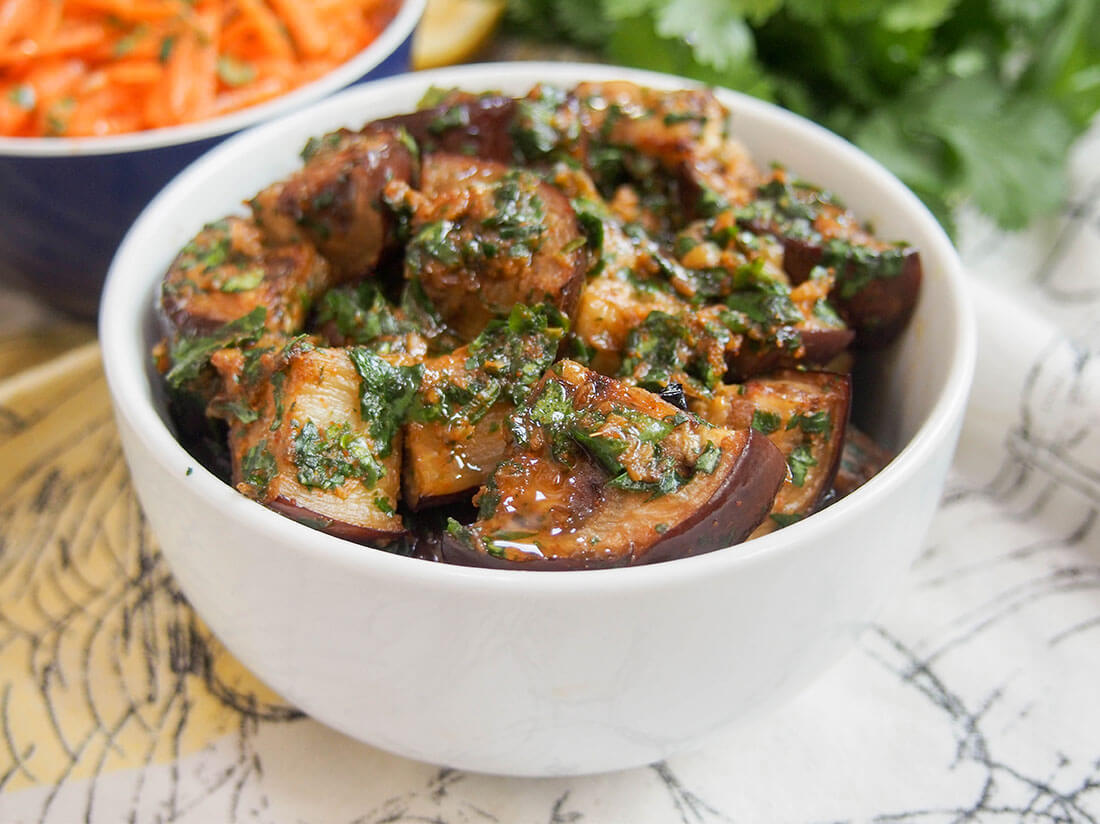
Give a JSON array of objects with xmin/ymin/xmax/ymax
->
[{"xmin": 0, "ymin": 0, "xmax": 425, "ymax": 318}]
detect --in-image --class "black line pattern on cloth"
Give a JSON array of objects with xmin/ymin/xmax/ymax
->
[{"xmin": 0, "ymin": 411, "xmax": 301, "ymax": 823}]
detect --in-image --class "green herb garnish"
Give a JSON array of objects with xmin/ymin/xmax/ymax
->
[
  {"xmin": 292, "ymin": 420, "xmax": 383, "ymax": 491},
  {"xmin": 751, "ymin": 409, "xmax": 781, "ymax": 434},
  {"xmin": 165, "ymin": 307, "xmax": 266, "ymax": 389},
  {"xmin": 347, "ymin": 349, "xmax": 423, "ymax": 456},
  {"xmin": 787, "ymin": 444, "xmax": 818, "ymax": 487}
]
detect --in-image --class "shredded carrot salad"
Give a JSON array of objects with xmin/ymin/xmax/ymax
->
[{"xmin": 0, "ymin": 0, "xmax": 400, "ymax": 137}]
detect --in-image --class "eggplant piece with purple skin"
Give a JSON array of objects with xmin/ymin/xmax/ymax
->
[
  {"xmin": 780, "ymin": 237, "xmax": 921, "ymax": 349},
  {"xmin": 833, "ymin": 425, "xmax": 894, "ymax": 499},
  {"xmin": 442, "ymin": 359, "xmax": 786, "ymax": 569},
  {"xmin": 159, "ymin": 216, "xmax": 331, "ymax": 341},
  {"xmin": 725, "ymin": 324, "xmax": 855, "ymax": 381},
  {"xmin": 736, "ymin": 173, "xmax": 921, "ymax": 347},
  {"xmin": 401, "ymin": 303, "xmax": 567, "ymax": 511},
  {"xmin": 392, "ymin": 153, "xmax": 588, "ymax": 340},
  {"xmin": 249, "ymin": 129, "xmax": 415, "ymax": 281},
  {"xmin": 212, "ymin": 344, "xmax": 408, "ymax": 546},
  {"xmin": 369, "ymin": 92, "xmax": 517, "ymax": 163},
  {"xmin": 513, "ymin": 81, "xmax": 763, "ymax": 231},
  {"xmin": 691, "ymin": 370, "xmax": 851, "ymax": 537},
  {"xmin": 613, "ymin": 287, "xmax": 853, "ymax": 397}
]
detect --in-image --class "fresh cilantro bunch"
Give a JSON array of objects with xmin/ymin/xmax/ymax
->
[{"xmin": 503, "ymin": 0, "xmax": 1100, "ymax": 234}]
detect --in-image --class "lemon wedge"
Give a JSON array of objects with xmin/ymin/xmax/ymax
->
[{"xmin": 411, "ymin": 0, "xmax": 506, "ymax": 70}]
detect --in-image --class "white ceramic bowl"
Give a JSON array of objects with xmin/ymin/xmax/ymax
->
[
  {"xmin": 99, "ymin": 63, "xmax": 976, "ymax": 777},
  {"xmin": 0, "ymin": 0, "xmax": 424, "ymax": 318}
]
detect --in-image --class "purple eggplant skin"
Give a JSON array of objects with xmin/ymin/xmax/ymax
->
[
  {"xmin": 369, "ymin": 95, "xmax": 518, "ymax": 164},
  {"xmin": 635, "ymin": 428, "xmax": 787, "ymax": 565},
  {"xmin": 268, "ymin": 496, "xmax": 408, "ymax": 548},
  {"xmin": 726, "ymin": 327, "xmax": 855, "ymax": 381},
  {"xmin": 833, "ymin": 425, "xmax": 894, "ymax": 499},
  {"xmin": 439, "ymin": 429, "xmax": 785, "ymax": 570},
  {"xmin": 439, "ymin": 533, "xmax": 633, "ymax": 571},
  {"xmin": 781, "ymin": 237, "xmax": 922, "ymax": 349},
  {"xmin": 249, "ymin": 130, "xmax": 416, "ymax": 282}
]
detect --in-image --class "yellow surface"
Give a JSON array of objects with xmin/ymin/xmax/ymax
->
[
  {"xmin": 0, "ymin": 324, "xmax": 95, "ymax": 382},
  {"xmin": 0, "ymin": 343, "xmax": 293, "ymax": 794},
  {"xmin": 412, "ymin": 0, "xmax": 506, "ymax": 69}
]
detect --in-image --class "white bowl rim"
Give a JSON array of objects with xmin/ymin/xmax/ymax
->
[
  {"xmin": 0, "ymin": 0, "xmax": 424, "ymax": 158},
  {"xmin": 100, "ymin": 60, "xmax": 978, "ymax": 595}
]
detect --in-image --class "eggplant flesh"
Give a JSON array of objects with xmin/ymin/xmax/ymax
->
[
  {"xmin": 692, "ymin": 370, "xmax": 851, "ymax": 536},
  {"xmin": 737, "ymin": 172, "xmax": 921, "ymax": 348},
  {"xmin": 215, "ymin": 346, "xmax": 406, "ymax": 545},
  {"xmin": 442, "ymin": 360, "xmax": 786, "ymax": 569},
  {"xmin": 402, "ymin": 402, "xmax": 509, "ymax": 511}
]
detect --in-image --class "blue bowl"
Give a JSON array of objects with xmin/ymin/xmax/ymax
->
[{"xmin": 0, "ymin": 0, "xmax": 424, "ymax": 319}]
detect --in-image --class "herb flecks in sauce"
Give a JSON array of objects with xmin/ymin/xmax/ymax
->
[{"xmin": 292, "ymin": 419, "xmax": 384, "ymax": 491}]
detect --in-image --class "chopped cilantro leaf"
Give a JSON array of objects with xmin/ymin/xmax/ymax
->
[
  {"xmin": 751, "ymin": 409, "xmax": 782, "ymax": 434},
  {"xmin": 347, "ymin": 349, "xmax": 422, "ymax": 456},
  {"xmin": 694, "ymin": 441, "xmax": 722, "ymax": 474},
  {"xmin": 241, "ymin": 442, "xmax": 276, "ymax": 495},
  {"xmin": 787, "ymin": 443, "xmax": 818, "ymax": 487},
  {"xmin": 787, "ymin": 410, "xmax": 831, "ymax": 436},
  {"xmin": 165, "ymin": 307, "xmax": 266, "ymax": 389}
]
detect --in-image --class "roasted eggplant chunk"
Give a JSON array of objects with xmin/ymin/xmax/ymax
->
[
  {"xmin": 666, "ymin": 208, "xmax": 855, "ymax": 378},
  {"xmin": 573, "ymin": 210, "xmax": 851, "ymax": 385},
  {"xmin": 721, "ymin": 276, "xmax": 855, "ymax": 380},
  {"xmin": 211, "ymin": 343, "xmax": 407, "ymax": 545},
  {"xmin": 403, "ymin": 404, "xmax": 511, "ymax": 512},
  {"xmin": 608, "ymin": 282, "xmax": 852, "ymax": 398},
  {"xmin": 573, "ymin": 259, "xmax": 691, "ymax": 376},
  {"xmin": 387, "ymin": 153, "xmax": 588, "ymax": 340},
  {"xmin": 736, "ymin": 171, "xmax": 921, "ymax": 347},
  {"xmin": 566, "ymin": 186, "xmax": 694, "ymax": 373},
  {"xmin": 834, "ymin": 426, "xmax": 894, "ymax": 499},
  {"xmin": 442, "ymin": 360, "xmax": 786, "ymax": 569},
  {"xmin": 693, "ymin": 370, "xmax": 850, "ymax": 536},
  {"xmin": 402, "ymin": 304, "xmax": 567, "ymax": 510},
  {"xmin": 153, "ymin": 307, "xmax": 281, "ymax": 429},
  {"xmin": 570, "ymin": 81, "xmax": 763, "ymax": 220},
  {"xmin": 370, "ymin": 91, "xmax": 517, "ymax": 163},
  {"xmin": 513, "ymin": 81, "xmax": 763, "ymax": 231},
  {"xmin": 250, "ymin": 129, "xmax": 414, "ymax": 281},
  {"xmin": 160, "ymin": 216, "xmax": 331, "ymax": 340}
]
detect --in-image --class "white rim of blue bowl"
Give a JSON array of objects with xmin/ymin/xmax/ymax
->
[
  {"xmin": 100, "ymin": 61, "xmax": 978, "ymax": 593},
  {"xmin": 0, "ymin": 0, "xmax": 424, "ymax": 158}
]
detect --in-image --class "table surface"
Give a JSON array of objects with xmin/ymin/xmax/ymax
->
[{"xmin": 0, "ymin": 100, "xmax": 1098, "ymax": 824}]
